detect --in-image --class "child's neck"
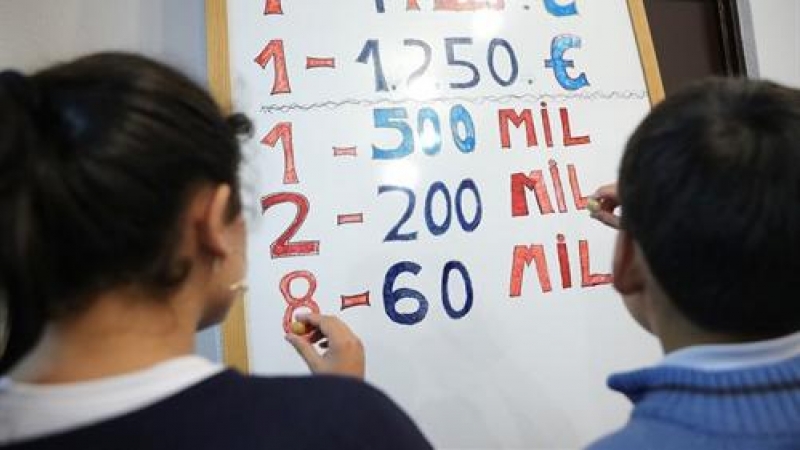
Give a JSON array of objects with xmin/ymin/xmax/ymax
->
[
  {"xmin": 656, "ymin": 306, "xmax": 767, "ymax": 354},
  {"xmin": 10, "ymin": 287, "xmax": 199, "ymax": 385}
]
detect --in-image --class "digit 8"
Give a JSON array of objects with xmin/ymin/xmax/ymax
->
[{"xmin": 280, "ymin": 270, "xmax": 321, "ymax": 336}]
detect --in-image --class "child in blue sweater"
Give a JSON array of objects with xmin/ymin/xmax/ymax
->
[{"xmin": 588, "ymin": 78, "xmax": 800, "ymax": 449}]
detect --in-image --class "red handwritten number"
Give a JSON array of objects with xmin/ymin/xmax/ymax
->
[
  {"xmin": 254, "ymin": 40, "xmax": 291, "ymax": 95},
  {"xmin": 280, "ymin": 271, "xmax": 321, "ymax": 335},
  {"xmin": 264, "ymin": 0, "xmax": 283, "ymax": 14},
  {"xmin": 261, "ymin": 193, "xmax": 320, "ymax": 258},
  {"xmin": 262, "ymin": 122, "xmax": 298, "ymax": 184}
]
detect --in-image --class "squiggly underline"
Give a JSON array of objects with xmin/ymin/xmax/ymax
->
[{"xmin": 258, "ymin": 90, "xmax": 649, "ymax": 114}]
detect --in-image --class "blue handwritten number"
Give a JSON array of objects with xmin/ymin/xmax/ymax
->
[
  {"xmin": 441, "ymin": 261, "xmax": 474, "ymax": 319},
  {"xmin": 545, "ymin": 34, "xmax": 589, "ymax": 91},
  {"xmin": 425, "ymin": 182, "xmax": 452, "ymax": 236},
  {"xmin": 417, "ymin": 107, "xmax": 442, "ymax": 155},
  {"xmin": 544, "ymin": 0, "xmax": 577, "ymax": 16},
  {"xmin": 487, "ymin": 38, "xmax": 519, "ymax": 87},
  {"xmin": 378, "ymin": 185, "xmax": 417, "ymax": 241},
  {"xmin": 372, "ymin": 108, "xmax": 414, "ymax": 159},
  {"xmin": 445, "ymin": 38, "xmax": 480, "ymax": 89},
  {"xmin": 358, "ymin": 40, "xmax": 389, "ymax": 92},
  {"xmin": 404, "ymin": 39, "xmax": 433, "ymax": 86},
  {"xmin": 455, "ymin": 179, "xmax": 482, "ymax": 231},
  {"xmin": 384, "ymin": 262, "xmax": 429, "ymax": 325},
  {"xmin": 374, "ymin": 0, "xmax": 385, "ymax": 13},
  {"xmin": 450, "ymin": 105, "xmax": 476, "ymax": 152}
]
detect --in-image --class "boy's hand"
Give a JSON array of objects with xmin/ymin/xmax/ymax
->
[
  {"xmin": 588, "ymin": 183, "xmax": 621, "ymax": 229},
  {"xmin": 285, "ymin": 313, "xmax": 365, "ymax": 379}
]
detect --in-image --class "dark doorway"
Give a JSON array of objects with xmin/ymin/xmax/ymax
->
[{"xmin": 644, "ymin": 0, "xmax": 746, "ymax": 95}]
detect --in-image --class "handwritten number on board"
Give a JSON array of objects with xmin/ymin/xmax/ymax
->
[
  {"xmin": 261, "ymin": 192, "xmax": 320, "ymax": 258},
  {"xmin": 254, "ymin": 40, "xmax": 292, "ymax": 94}
]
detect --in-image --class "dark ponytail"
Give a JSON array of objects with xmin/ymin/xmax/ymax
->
[
  {"xmin": 0, "ymin": 70, "xmax": 51, "ymax": 375},
  {"xmin": 0, "ymin": 53, "xmax": 251, "ymax": 374}
]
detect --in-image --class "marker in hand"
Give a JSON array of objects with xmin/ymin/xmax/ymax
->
[
  {"xmin": 588, "ymin": 183, "xmax": 621, "ymax": 229},
  {"xmin": 290, "ymin": 321, "xmax": 310, "ymax": 336},
  {"xmin": 285, "ymin": 313, "xmax": 365, "ymax": 379}
]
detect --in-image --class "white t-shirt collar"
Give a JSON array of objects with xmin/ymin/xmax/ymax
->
[{"xmin": 0, "ymin": 355, "xmax": 223, "ymax": 443}]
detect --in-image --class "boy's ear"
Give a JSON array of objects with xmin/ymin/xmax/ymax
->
[
  {"xmin": 613, "ymin": 230, "xmax": 645, "ymax": 296},
  {"xmin": 195, "ymin": 184, "xmax": 234, "ymax": 258}
]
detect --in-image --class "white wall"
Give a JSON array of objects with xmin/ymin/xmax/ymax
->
[
  {"xmin": 741, "ymin": 0, "xmax": 800, "ymax": 86},
  {"xmin": 0, "ymin": 0, "xmax": 221, "ymax": 362},
  {"xmin": 0, "ymin": 0, "xmax": 207, "ymax": 82}
]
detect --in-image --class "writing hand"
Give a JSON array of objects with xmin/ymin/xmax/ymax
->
[{"xmin": 285, "ymin": 313, "xmax": 365, "ymax": 379}]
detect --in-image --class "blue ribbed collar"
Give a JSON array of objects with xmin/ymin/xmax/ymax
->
[{"xmin": 608, "ymin": 355, "xmax": 800, "ymax": 436}]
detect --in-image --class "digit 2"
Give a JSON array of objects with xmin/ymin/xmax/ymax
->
[{"xmin": 261, "ymin": 192, "xmax": 320, "ymax": 258}]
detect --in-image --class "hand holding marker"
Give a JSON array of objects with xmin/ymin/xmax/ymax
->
[
  {"xmin": 587, "ymin": 183, "xmax": 621, "ymax": 229},
  {"xmin": 285, "ymin": 314, "xmax": 366, "ymax": 379}
]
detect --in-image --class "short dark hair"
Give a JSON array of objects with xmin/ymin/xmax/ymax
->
[
  {"xmin": 0, "ymin": 53, "xmax": 251, "ymax": 373},
  {"xmin": 619, "ymin": 78, "xmax": 800, "ymax": 338}
]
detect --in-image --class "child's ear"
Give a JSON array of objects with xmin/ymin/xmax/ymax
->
[
  {"xmin": 613, "ymin": 230, "xmax": 645, "ymax": 296},
  {"xmin": 195, "ymin": 184, "xmax": 234, "ymax": 259}
]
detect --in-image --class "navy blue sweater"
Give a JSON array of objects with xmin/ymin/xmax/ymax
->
[{"xmin": 0, "ymin": 370, "xmax": 433, "ymax": 450}]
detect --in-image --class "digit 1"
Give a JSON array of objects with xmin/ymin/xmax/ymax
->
[
  {"xmin": 261, "ymin": 122, "xmax": 298, "ymax": 184},
  {"xmin": 264, "ymin": 0, "xmax": 283, "ymax": 14},
  {"xmin": 357, "ymin": 40, "xmax": 389, "ymax": 92},
  {"xmin": 254, "ymin": 39, "xmax": 292, "ymax": 95},
  {"xmin": 374, "ymin": 0, "xmax": 385, "ymax": 12}
]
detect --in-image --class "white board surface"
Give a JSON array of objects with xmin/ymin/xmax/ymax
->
[{"xmin": 225, "ymin": 1, "xmax": 661, "ymax": 448}]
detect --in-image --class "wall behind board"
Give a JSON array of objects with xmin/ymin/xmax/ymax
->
[
  {"xmin": 0, "ymin": 0, "xmax": 220, "ymax": 362},
  {"xmin": 743, "ymin": 0, "xmax": 800, "ymax": 86}
]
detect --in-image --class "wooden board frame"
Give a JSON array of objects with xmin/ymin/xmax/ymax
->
[{"xmin": 205, "ymin": 0, "xmax": 664, "ymax": 372}]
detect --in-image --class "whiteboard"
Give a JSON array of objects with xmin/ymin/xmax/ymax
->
[{"xmin": 212, "ymin": 1, "xmax": 663, "ymax": 448}]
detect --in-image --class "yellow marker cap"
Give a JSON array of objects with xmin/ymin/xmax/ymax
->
[
  {"xmin": 586, "ymin": 197, "xmax": 601, "ymax": 214},
  {"xmin": 290, "ymin": 321, "xmax": 307, "ymax": 335}
]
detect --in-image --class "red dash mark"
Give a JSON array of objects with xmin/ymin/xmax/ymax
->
[
  {"xmin": 579, "ymin": 240, "xmax": 613, "ymax": 287},
  {"xmin": 341, "ymin": 291, "xmax": 371, "ymax": 310},
  {"xmin": 333, "ymin": 146, "xmax": 358, "ymax": 157},
  {"xmin": 264, "ymin": 0, "xmax": 283, "ymax": 14},
  {"xmin": 337, "ymin": 213, "xmax": 364, "ymax": 225},
  {"xmin": 306, "ymin": 57, "xmax": 336, "ymax": 69}
]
